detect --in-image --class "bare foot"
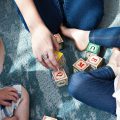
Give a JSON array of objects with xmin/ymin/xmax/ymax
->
[
  {"xmin": 60, "ymin": 25, "xmax": 90, "ymax": 51},
  {"xmin": 4, "ymin": 116, "xmax": 18, "ymax": 120},
  {"xmin": 107, "ymin": 48, "xmax": 120, "ymax": 76}
]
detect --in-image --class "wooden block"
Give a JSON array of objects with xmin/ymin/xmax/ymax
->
[
  {"xmin": 54, "ymin": 51, "xmax": 65, "ymax": 67},
  {"xmin": 43, "ymin": 116, "xmax": 57, "ymax": 120},
  {"xmin": 84, "ymin": 51, "xmax": 95, "ymax": 59},
  {"xmin": 54, "ymin": 34, "xmax": 64, "ymax": 50},
  {"xmin": 52, "ymin": 69, "xmax": 68, "ymax": 87},
  {"xmin": 86, "ymin": 54, "xmax": 103, "ymax": 69},
  {"xmin": 73, "ymin": 58, "xmax": 90, "ymax": 72},
  {"xmin": 54, "ymin": 34, "xmax": 63, "ymax": 44},
  {"xmin": 86, "ymin": 43, "xmax": 100, "ymax": 55}
]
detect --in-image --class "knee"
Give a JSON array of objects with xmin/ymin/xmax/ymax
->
[{"xmin": 68, "ymin": 72, "xmax": 89, "ymax": 98}]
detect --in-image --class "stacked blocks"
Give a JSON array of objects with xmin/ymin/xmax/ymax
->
[
  {"xmin": 52, "ymin": 51, "xmax": 67, "ymax": 87},
  {"xmin": 42, "ymin": 116, "xmax": 57, "ymax": 120},
  {"xmin": 85, "ymin": 43, "xmax": 100, "ymax": 59},
  {"xmin": 54, "ymin": 33, "xmax": 64, "ymax": 50},
  {"xmin": 86, "ymin": 43, "xmax": 100, "ymax": 54},
  {"xmin": 73, "ymin": 58, "xmax": 90, "ymax": 73},
  {"xmin": 52, "ymin": 69, "xmax": 68, "ymax": 87},
  {"xmin": 86, "ymin": 54, "xmax": 103, "ymax": 69},
  {"xmin": 73, "ymin": 43, "xmax": 103, "ymax": 72}
]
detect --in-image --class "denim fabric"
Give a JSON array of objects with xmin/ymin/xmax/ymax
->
[
  {"xmin": 14, "ymin": 0, "xmax": 63, "ymax": 33},
  {"xmin": 14, "ymin": 0, "xmax": 104, "ymax": 33},
  {"xmin": 34, "ymin": 0, "xmax": 63, "ymax": 33},
  {"xmin": 68, "ymin": 66, "xmax": 116, "ymax": 115},
  {"xmin": 63, "ymin": 0, "xmax": 104, "ymax": 30},
  {"xmin": 89, "ymin": 27, "xmax": 120, "ymax": 48}
]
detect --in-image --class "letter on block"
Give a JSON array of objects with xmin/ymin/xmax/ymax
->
[
  {"xmin": 52, "ymin": 69, "xmax": 68, "ymax": 87},
  {"xmin": 43, "ymin": 116, "xmax": 57, "ymax": 120},
  {"xmin": 73, "ymin": 58, "xmax": 90, "ymax": 72},
  {"xmin": 86, "ymin": 43, "xmax": 100, "ymax": 55},
  {"xmin": 54, "ymin": 51, "xmax": 65, "ymax": 67},
  {"xmin": 86, "ymin": 55, "xmax": 103, "ymax": 69},
  {"xmin": 54, "ymin": 33, "xmax": 64, "ymax": 50}
]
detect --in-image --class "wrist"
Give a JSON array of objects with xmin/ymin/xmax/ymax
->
[{"xmin": 30, "ymin": 24, "xmax": 50, "ymax": 35}]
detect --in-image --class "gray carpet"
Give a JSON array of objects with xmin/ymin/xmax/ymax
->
[{"xmin": 0, "ymin": 0, "xmax": 119, "ymax": 120}]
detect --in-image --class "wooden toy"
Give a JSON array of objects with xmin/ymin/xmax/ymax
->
[
  {"xmin": 52, "ymin": 69, "xmax": 68, "ymax": 87},
  {"xmin": 84, "ymin": 51, "xmax": 95, "ymax": 59},
  {"xmin": 42, "ymin": 116, "xmax": 57, "ymax": 120},
  {"xmin": 54, "ymin": 51, "xmax": 65, "ymax": 67},
  {"xmin": 86, "ymin": 43, "xmax": 100, "ymax": 55},
  {"xmin": 73, "ymin": 58, "xmax": 90, "ymax": 72},
  {"xmin": 86, "ymin": 54, "xmax": 103, "ymax": 69},
  {"xmin": 54, "ymin": 33, "xmax": 64, "ymax": 50}
]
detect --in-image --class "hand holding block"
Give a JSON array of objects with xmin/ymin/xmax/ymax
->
[
  {"xmin": 54, "ymin": 34, "xmax": 63, "ymax": 43},
  {"xmin": 86, "ymin": 55, "xmax": 103, "ymax": 69},
  {"xmin": 43, "ymin": 116, "xmax": 57, "ymax": 120},
  {"xmin": 54, "ymin": 33, "xmax": 64, "ymax": 50},
  {"xmin": 73, "ymin": 58, "xmax": 90, "ymax": 72},
  {"xmin": 86, "ymin": 43, "xmax": 100, "ymax": 55},
  {"xmin": 52, "ymin": 69, "xmax": 68, "ymax": 87},
  {"xmin": 54, "ymin": 51, "xmax": 65, "ymax": 67}
]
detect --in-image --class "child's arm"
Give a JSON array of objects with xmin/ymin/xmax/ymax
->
[
  {"xmin": 0, "ymin": 87, "xmax": 19, "ymax": 106},
  {"xmin": 15, "ymin": 0, "xmax": 59, "ymax": 71}
]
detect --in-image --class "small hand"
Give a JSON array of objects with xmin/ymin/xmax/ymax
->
[{"xmin": 0, "ymin": 87, "xmax": 19, "ymax": 106}]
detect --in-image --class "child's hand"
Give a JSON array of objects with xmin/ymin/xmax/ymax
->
[
  {"xmin": 0, "ymin": 87, "xmax": 19, "ymax": 106},
  {"xmin": 31, "ymin": 25, "xmax": 60, "ymax": 71}
]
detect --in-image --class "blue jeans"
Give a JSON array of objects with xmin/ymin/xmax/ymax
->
[
  {"xmin": 68, "ymin": 66, "xmax": 116, "ymax": 115},
  {"xmin": 90, "ymin": 27, "xmax": 120, "ymax": 48},
  {"xmin": 15, "ymin": 0, "xmax": 120, "ymax": 48},
  {"xmin": 14, "ymin": 0, "xmax": 104, "ymax": 33}
]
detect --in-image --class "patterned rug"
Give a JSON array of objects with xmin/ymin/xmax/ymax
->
[{"xmin": 0, "ymin": 0, "xmax": 119, "ymax": 119}]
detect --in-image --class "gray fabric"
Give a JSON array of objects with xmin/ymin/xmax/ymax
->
[{"xmin": 0, "ymin": 0, "xmax": 119, "ymax": 119}]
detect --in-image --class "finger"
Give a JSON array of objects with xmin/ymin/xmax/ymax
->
[
  {"xmin": 9, "ymin": 92, "xmax": 19, "ymax": 100},
  {"xmin": 37, "ymin": 55, "xmax": 49, "ymax": 69},
  {"xmin": 1, "ymin": 101, "xmax": 11, "ymax": 106},
  {"xmin": 43, "ymin": 58, "xmax": 56, "ymax": 70},
  {"xmin": 42, "ymin": 51, "xmax": 57, "ymax": 70},
  {"xmin": 52, "ymin": 36, "xmax": 60, "ymax": 51},
  {"xmin": 48, "ymin": 50, "xmax": 59, "ymax": 70},
  {"xmin": 6, "ymin": 95, "xmax": 17, "ymax": 103},
  {"xmin": 6, "ymin": 87, "xmax": 17, "ymax": 93}
]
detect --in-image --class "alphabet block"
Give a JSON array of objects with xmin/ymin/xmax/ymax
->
[
  {"xmin": 86, "ymin": 43, "xmax": 100, "ymax": 55},
  {"xmin": 43, "ymin": 116, "xmax": 57, "ymax": 120},
  {"xmin": 52, "ymin": 69, "xmax": 68, "ymax": 87},
  {"xmin": 86, "ymin": 54, "xmax": 103, "ymax": 69},
  {"xmin": 54, "ymin": 51, "xmax": 65, "ymax": 67},
  {"xmin": 84, "ymin": 51, "xmax": 95, "ymax": 60},
  {"xmin": 54, "ymin": 34, "xmax": 64, "ymax": 50},
  {"xmin": 73, "ymin": 58, "xmax": 90, "ymax": 72}
]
